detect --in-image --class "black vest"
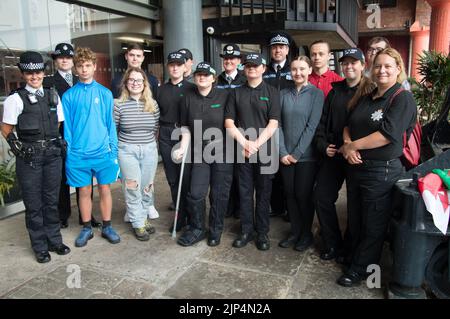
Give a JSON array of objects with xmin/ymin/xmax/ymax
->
[{"xmin": 16, "ymin": 88, "xmax": 60, "ymax": 143}]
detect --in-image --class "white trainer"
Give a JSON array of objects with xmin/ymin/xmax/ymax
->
[{"xmin": 148, "ymin": 205, "xmax": 159, "ymax": 219}]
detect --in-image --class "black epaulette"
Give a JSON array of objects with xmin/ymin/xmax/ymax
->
[{"xmin": 8, "ymin": 86, "xmax": 26, "ymax": 96}]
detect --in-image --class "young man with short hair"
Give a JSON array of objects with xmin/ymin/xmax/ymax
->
[
  {"xmin": 178, "ymin": 48, "xmax": 194, "ymax": 83},
  {"xmin": 111, "ymin": 43, "xmax": 159, "ymax": 98},
  {"xmin": 63, "ymin": 47, "xmax": 120, "ymax": 248},
  {"xmin": 309, "ymin": 40, "xmax": 343, "ymax": 97}
]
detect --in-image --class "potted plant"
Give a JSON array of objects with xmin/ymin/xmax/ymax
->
[
  {"xmin": 0, "ymin": 158, "xmax": 16, "ymax": 207},
  {"xmin": 410, "ymin": 50, "xmax": 450, "ymax": 125}
]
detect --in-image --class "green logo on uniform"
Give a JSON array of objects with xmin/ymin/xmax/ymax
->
[
  {"xmin": 260, "ymin": 96, "xmax": 269, "ymax": 101},
  {"xmin": 211, "ymin": 104, "xmax": 221, "ymax": 108},
  {"xmin": 180, "ymin": 93, "xmax": 184, "ymax": 97}
]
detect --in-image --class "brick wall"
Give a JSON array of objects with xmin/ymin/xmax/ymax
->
[{"xmin": 358, "ymin": 0, "xmax": 416, "ymax": 32}]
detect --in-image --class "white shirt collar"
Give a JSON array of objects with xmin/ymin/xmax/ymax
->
[
  {"xmin": 225, "ymin": 69, "xmax": 238, "ymax": 80},
  {"xmin": 25, "ymin": 84, "xmax": 43, "ymax": 95},
  {"xmin": 273, "ymin": 60, "xmax": 287, "ymax": 70},
  {"xmin": 58, "ymin": 70, "xmax": 72, "ymax": 78}
]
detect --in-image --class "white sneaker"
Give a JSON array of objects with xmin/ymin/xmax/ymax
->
[
  {"xmin": 148, "ymin": 206, "xmax": 159, "ymax": 219},
  {"xmin": 123, "ymin": 213, "xmax": 130, "ymax": 223}
]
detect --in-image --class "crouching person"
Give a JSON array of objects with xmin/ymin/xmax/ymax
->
[
  {"xmin": 114, "ymin": 68, "xmax": 160, "ymax": 241},
  {"xmin": 63, "ymin": 47, "xmax": 120, "ymax": 247},
  {"xmin": 1, "ymin": 51, "xmax": 70, "ymax": 263}
]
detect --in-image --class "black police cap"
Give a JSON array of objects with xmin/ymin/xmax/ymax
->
[
  {"xmin": 18, "ymin": 51, "xmax": 45, "ymax": 72},
  {"xmin": 51, "ymin": 43, "xmax": 75, "ymax": 59}
]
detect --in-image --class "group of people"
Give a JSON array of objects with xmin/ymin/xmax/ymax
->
[{"xmin": 1, "ymin": 34, "xmax": 418, "ymax": 288}]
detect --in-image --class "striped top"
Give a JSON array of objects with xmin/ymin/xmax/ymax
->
[{"xmin": 114, "ymin": 97, "xmax": 160, "ymax": 144}]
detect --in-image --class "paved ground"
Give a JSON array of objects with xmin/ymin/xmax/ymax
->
[{"xmin": 0, "ymin": 163, "xmax": 389, "ymax": 299}]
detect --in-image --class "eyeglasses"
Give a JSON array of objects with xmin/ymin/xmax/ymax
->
[
  {"xmin": 127, "ymin": 78, "xmax": 144, "ymax": 85},
  {"xmin": 367, "ymin": 47, "xmax": 384, "ymax": 54}
]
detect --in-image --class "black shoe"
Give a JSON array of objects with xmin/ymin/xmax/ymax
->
[
  {"xmin": 168, "ymin": 203, "xmax": 175, "ymax": 211},
  {"xmin": 60, "ymin": 220, "xmax": 69, "ymax": 229},
  {"xmin": 207, "ymin": 234, "xmax": 221, "ymax": 247},
  {"xmin": 336, "ymin": 270, "xmax": 366, "ymax": 287},
  {"xmin": 91, "ymin": 217, "xmax": 102, "ymax": 228},
  {"xmin": 78, "ymin": 217, "xmax": 102, "ymax": 228},
  {"xmin": 294, "ymin": 235, "xmax": 314, "ymax": 252},
  {"xmin": 177, "ymin": 228, "xmax": 206, "ymax": 246},
  {"xmin": 269, "ymin": 210, "xmax": 284, "ymax": 217},
  {"xmin": 320, "ymin": 247, "xmax": 340, "ymax": 260},
  {"xmin": 278, "ymin": 235, "xmax": 298, "ymax": 248},
  {"xmin": 35, "ymin": 251, "xmax": 51, "ymax": 263},
  {"xmin": 232, "ymin": 233, "xmax": 253, "ymax": 248},
  {"xmin": 48, "ymin": 243, "xmax": 71, "ymax": 255},
  {"xmin": 256, "ymin": 233, "xmax": 270, "ymax": 251},
  {"xmin": 282, "ymin": 213, "xmax": 290, "ymax": 222}
]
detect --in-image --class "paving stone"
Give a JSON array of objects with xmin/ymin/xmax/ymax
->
[
  {"xmin": 199, "ymin": 234, "xmax": 305, "ymax": 277},
  {"xmin": 5, "ymin": 286, "xmax": 39, "ymax": 299},
  {"xmin": 287, "ymin": 271, "xmax": 384, "ymax": 299},
  {"xmin": 110, "ymin": 278, "xmax": 155, "ymax": 299},
  {"xmin": 165, "ymin": 261, "xmax": 291, "ymax": 299},
  {"xmin": 22, "ymin": 276, "xmax": 67, "ymax": 295}
]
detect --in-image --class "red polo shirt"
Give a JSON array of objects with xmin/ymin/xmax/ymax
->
[{"xmin": 309, "ymin": 69, "xmax": 343, "ymax": 97}]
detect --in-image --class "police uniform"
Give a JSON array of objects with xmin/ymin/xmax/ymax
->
[
  {"xmin": 342, "ymin": 82, "xmax": 417, "ymax": 282},
  {"xmin": 177, "ymin": 62, "xmax": 232, "ymax": 247},
  {"xmin": 2, "ymin": 51, "xmax": 69, "ymax": 263},
  {"xmin": 263, "ymin": 33, "xmax": 294, "ymax": 218},
  {"xmin": 156, "ymin": 51, "xmax": 195, "ymax": 231},
  {"xmin": 216, "ymin": 44, "xmax": 246, "ymax": 220},
  {"xmin": 43, "ymin": 43, "xmax": 79, "ymax": 227},
  {"xmin": 225, "ymin": 53, "xmax": 281, "ymax": 250}
]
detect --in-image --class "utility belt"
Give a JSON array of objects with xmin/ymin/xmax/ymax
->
[
  {"xmin": 9, "ymin": 137, "xmax": 65, "ymax": 159},
  {"xmin": 23, "ymin": 138, "xmax": 61, "ymax": 149}
]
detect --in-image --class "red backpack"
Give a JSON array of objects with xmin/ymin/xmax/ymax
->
[{"xmin": 388, "ymin": 88, "xmax": 422, "ymax": 170}]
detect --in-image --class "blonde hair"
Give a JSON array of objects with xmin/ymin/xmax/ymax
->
[
  {"xmin": 372, "ymin": 48, "xmax": 407, "ymax": 84},
  {"xmin": 74, "ymin": 47, "xmax": 96, "ymax": 65},
  {"xmin": 118, "ymin": 67, "xmax": 157, "ymax": 113}
]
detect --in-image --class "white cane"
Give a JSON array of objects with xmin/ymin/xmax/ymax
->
[{"xmin": 172, "ymin": 140, "xmax": 190, "ymax": 239}]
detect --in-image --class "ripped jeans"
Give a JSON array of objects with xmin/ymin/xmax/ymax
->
[{"xmin": 118, "ymin": 141, "xmax": 158, "ymax": 228}]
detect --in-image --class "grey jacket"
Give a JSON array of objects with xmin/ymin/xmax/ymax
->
[{"xmin": 279, "ymin": 84, "xmax": 324, "ymax": 161}]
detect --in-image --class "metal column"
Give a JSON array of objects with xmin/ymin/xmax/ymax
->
[{"xmin": 163, "ymin": 0, "xmax": 204, "ymax": 68}]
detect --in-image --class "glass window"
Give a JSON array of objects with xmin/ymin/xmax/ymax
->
[{"xmin": 0, "ymin": 0, "xmax": 163, "ymax": 213}]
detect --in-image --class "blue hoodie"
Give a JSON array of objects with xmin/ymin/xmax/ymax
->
[{"xmin": 63, "ymin": 80, "xmax": 118, "ymax": 165}]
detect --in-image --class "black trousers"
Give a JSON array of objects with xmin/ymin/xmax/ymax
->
[
  {"xmin": 226, "ymin": 164, "xmax": 240, "ymax": 216},
  {"xmin": 58, "ymin": 160, "xmax": 71, "ymax": 221},
  {"xmin": 158, "ymin": 124, "xmax": 190, "ymax": 219},
  {"xmin": 280, "ymin": 161, "xmax": 318, "ymax": 241},
  {"xmin": 314, "ymin": 156, "xmax": 347, "ymax": 250},
  {"xmin": 270, "ymin": 171, "xmax": 286, "ymax": 214},
  {"xmin": 159, "ymin": 125, "xmax": 180, "ymax": 205},
  {"xmin": 346, "ymin": 158, "xmax": 403, "ymax": 274},
  {"xmin": 238, "ymin": 162, "xmax": 273, "ymax": 235},
  {"xmin": 16, "ymin": 148, "xmax": 63, "ymax": 253},
  {"xmin": 187, "ymin": 162, "xmax": 233, "ymax": 236}
]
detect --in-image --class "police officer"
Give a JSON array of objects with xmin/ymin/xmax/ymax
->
[
  {"xmin": 216, "ymin": 44, "xmax": 246, "ymax": 90},
  {"xmin": 216, "ymin": 44, "xmax": 246, "ymax": 219},
  {"xmin": 1, "ymin": 51, "xmax": 70, "ymax": 263},
  {"xmin": 157, "ymin": 51, "xmax": 195, "ymax": 232},
  {"xmin": 43, "ymin": 43, "xmax": 101, "ymax": 229},
  {"xmin": 225, "ymin": 53, "xmax": 281, "ymax": 251},
  {"xmin": 263, "ymin": 32, "xmax": 294, "ymax": 219},
  {"xmin": 175, "ymin": 62, "xmax": 232, "ymax": 247}
]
